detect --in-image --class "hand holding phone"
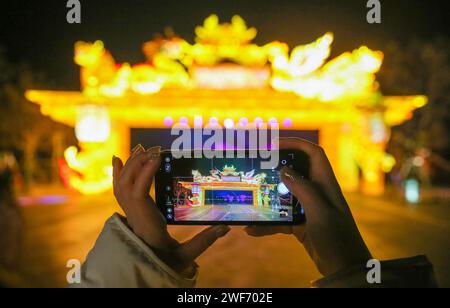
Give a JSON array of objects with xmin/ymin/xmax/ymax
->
[
  {"xmin": 112, "ymin": 145, "xmax": 230, "ymax": 274},
  {"xmin": 245, "ymin": 138, "xmax": 372, "ymax": 276}
]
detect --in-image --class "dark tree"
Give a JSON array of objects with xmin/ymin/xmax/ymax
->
[
  {"xmin": 378, "ymin": 38, "xmax": 450, "ymax": 183},
  {"xmin": 0, "ymin": 48, "xmax": 75, "ymax": 189}
]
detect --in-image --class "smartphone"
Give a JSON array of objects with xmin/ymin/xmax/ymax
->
[{"xmin": 155, "ymin": 150, "xmax": 309, "ymax": 225}]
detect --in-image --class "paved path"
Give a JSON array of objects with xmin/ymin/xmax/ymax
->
[
  {"xmin": 175, "ymin": 205, "xmax": 291, "ymax": 222},
  {"xmin": 13, "ymin": 191, "xmax": 450, "ymax": 288}
]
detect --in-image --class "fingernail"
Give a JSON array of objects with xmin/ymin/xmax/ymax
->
[
  {"xmin": 131, "ymin": 144, "xmax": 141, "ymax": 153},
  {"xmin": 132, "ymin": 144, "xmax": 145, "ymax": 155},
  {"xmin": 215, "ymin": 225, "xmax": 231, "ymax": 238},
  {"xmin": 281, "ymin": 166, "xmax": 302, "ymax": 183},
  {"xmin": 112, "ymin": 155, "xmax": 117, "ymax": 165},
  {"xmin": 145, "ymin": 146, "xmax": 162, "ymax": 160}
]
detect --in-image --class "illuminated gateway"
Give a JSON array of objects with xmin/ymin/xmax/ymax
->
[{"xmin": 26, "ymin": 15, "xmax": 426, "ymax": 195}]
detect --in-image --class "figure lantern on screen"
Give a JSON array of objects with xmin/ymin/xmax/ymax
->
[{"xmin": 175, "ymin": 166, "xmax": 274, "ymax": 208}]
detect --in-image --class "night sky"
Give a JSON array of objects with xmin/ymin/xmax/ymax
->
[{"xmin": 0, "ymin": 0, "xmax": 448, "ymax": 89}]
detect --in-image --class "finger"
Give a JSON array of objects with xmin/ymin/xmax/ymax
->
[
  {"xmin": 178, "ymin": 226, "xmax": 231, "ymax": 262},
  {"xmin": 278, "ymin": 138, "xmax": 335, "ymax": 181},
  {"xmin": 131, "ymin": 144, "xmax": 145, "ymax": 157},
  {"xmin": 120, "ymin": 145, "xmax": 159, "ymax": 186},
  {"xmin": 112, "ymin": 156, "xmax": 124, "ymax": 190},
  {"xmin": 244, "ymin": 226, "xmax": 292, "ymax": 237},
  {"xmin": 281, "ymin": 166, "xmax": 329, "ymax": 222},
  {"xmin": 124, "ymin": 144, "xmax": 145, "ymax": 168},
  {"xmin": 134, "ymin": 148, "xmax": 162, "ymax": 195},
  {"xmin": 143, "ymin": 146, "xmax": 162, "ymax": 164},
  {"xmin": 278, "ymin": 138, "xmax": 347, "ymax": 210}
]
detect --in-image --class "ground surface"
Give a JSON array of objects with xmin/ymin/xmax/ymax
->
[
  {"xmin": 11, "ymin": 188, "xmax": 450, "ymax": 288},
  {"xmin": 175, "ymin": 205, "xmax": 291, "ymax": 222}
]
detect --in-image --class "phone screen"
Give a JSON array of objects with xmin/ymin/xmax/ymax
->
[{"xmin": 155, "ymin": 150, "xmax": 307, "ymax": 225}]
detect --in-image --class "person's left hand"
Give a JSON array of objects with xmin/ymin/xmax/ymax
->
[{"xmin": 112, "ymin": 145, "xmax": 230, "ymax": 274}]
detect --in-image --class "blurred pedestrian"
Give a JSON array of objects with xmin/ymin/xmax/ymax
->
[{"xmin": 0, "ymin": 153, "xmax": 24, "ymax": 287}]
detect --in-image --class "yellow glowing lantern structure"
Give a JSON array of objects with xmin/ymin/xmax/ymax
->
[
  {"xmin": 26, "ymin": 15, "xmax": 427, "ymax": 195},
  {"xmin": 75, "ymin": 105, "xmax": 111, "ymax": 143}
]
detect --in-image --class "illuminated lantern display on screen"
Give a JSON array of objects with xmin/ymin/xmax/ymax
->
[{"xmin": 26, "ymin": 15, "xmax": 427, "ymax": 196}]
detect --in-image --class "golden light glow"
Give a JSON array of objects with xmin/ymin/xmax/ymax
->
[
  {"xmin": 72, "ymin": 15, "xmax": 384, "ymax": 104},
  {"xmin": 383, "ymin": 96, "xmax": 428, "ymax": 126},
  {"xmin": 272, "ymin": 44, "xmax": 384, "ymax": 102},
  {"xmin": 269, "ymin": 33, "xmax": 334, "ymax": 78},
  {"xmin": 191, "ymin": 15, "xmax": 266, "ymax": 66},
  {"xmin": 196, "ymin": 15, "xmax": 257, "ymax": 45},
  {"xmin": 64, "ymin": 145, "xmax": 113, "ymax": 195},
  {"xmin": 26, "ymin": 15, "xmax": 427, "ymax": 195},
  {"xmin": 192, "ymin": 65, "xmax": 271, "ymax": 89},
  {"xmin": 75, "ymin": 105, "xmax": 111, "ymax": 142}
]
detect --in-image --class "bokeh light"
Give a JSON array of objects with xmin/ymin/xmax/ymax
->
[
  {"xmin": 283, "ymin": 118, "xmax": 293, "ymax": 128},
  {"xmin": 164, "ymin": 116, "xmax": 174, "ymax": 127},
  {"xmin": 224, "ymin": 119, "xmax": 235, "ymax": 129}
]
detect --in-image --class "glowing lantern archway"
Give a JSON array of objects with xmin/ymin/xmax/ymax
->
[{"xmin": 26, "ymin": 14, "xmax": 427, "ymax": 195}]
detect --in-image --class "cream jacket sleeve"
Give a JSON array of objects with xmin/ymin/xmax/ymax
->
[{"xmin": 73, "ymin": 213, "xmax": 196, "ymax": 288}]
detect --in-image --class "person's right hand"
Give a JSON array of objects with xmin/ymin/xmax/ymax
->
[{"xmin": 245, "ymin": 138, "xmax": 372, "ymax": 276}]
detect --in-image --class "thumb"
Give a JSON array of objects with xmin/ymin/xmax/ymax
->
[
  {"xmin": 280, "ymin": 166, "xmax": 328, "ymax": 222},
  {"xmin": 178, "ymin": 226, "xmax": 231, "ymax": 263}
]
